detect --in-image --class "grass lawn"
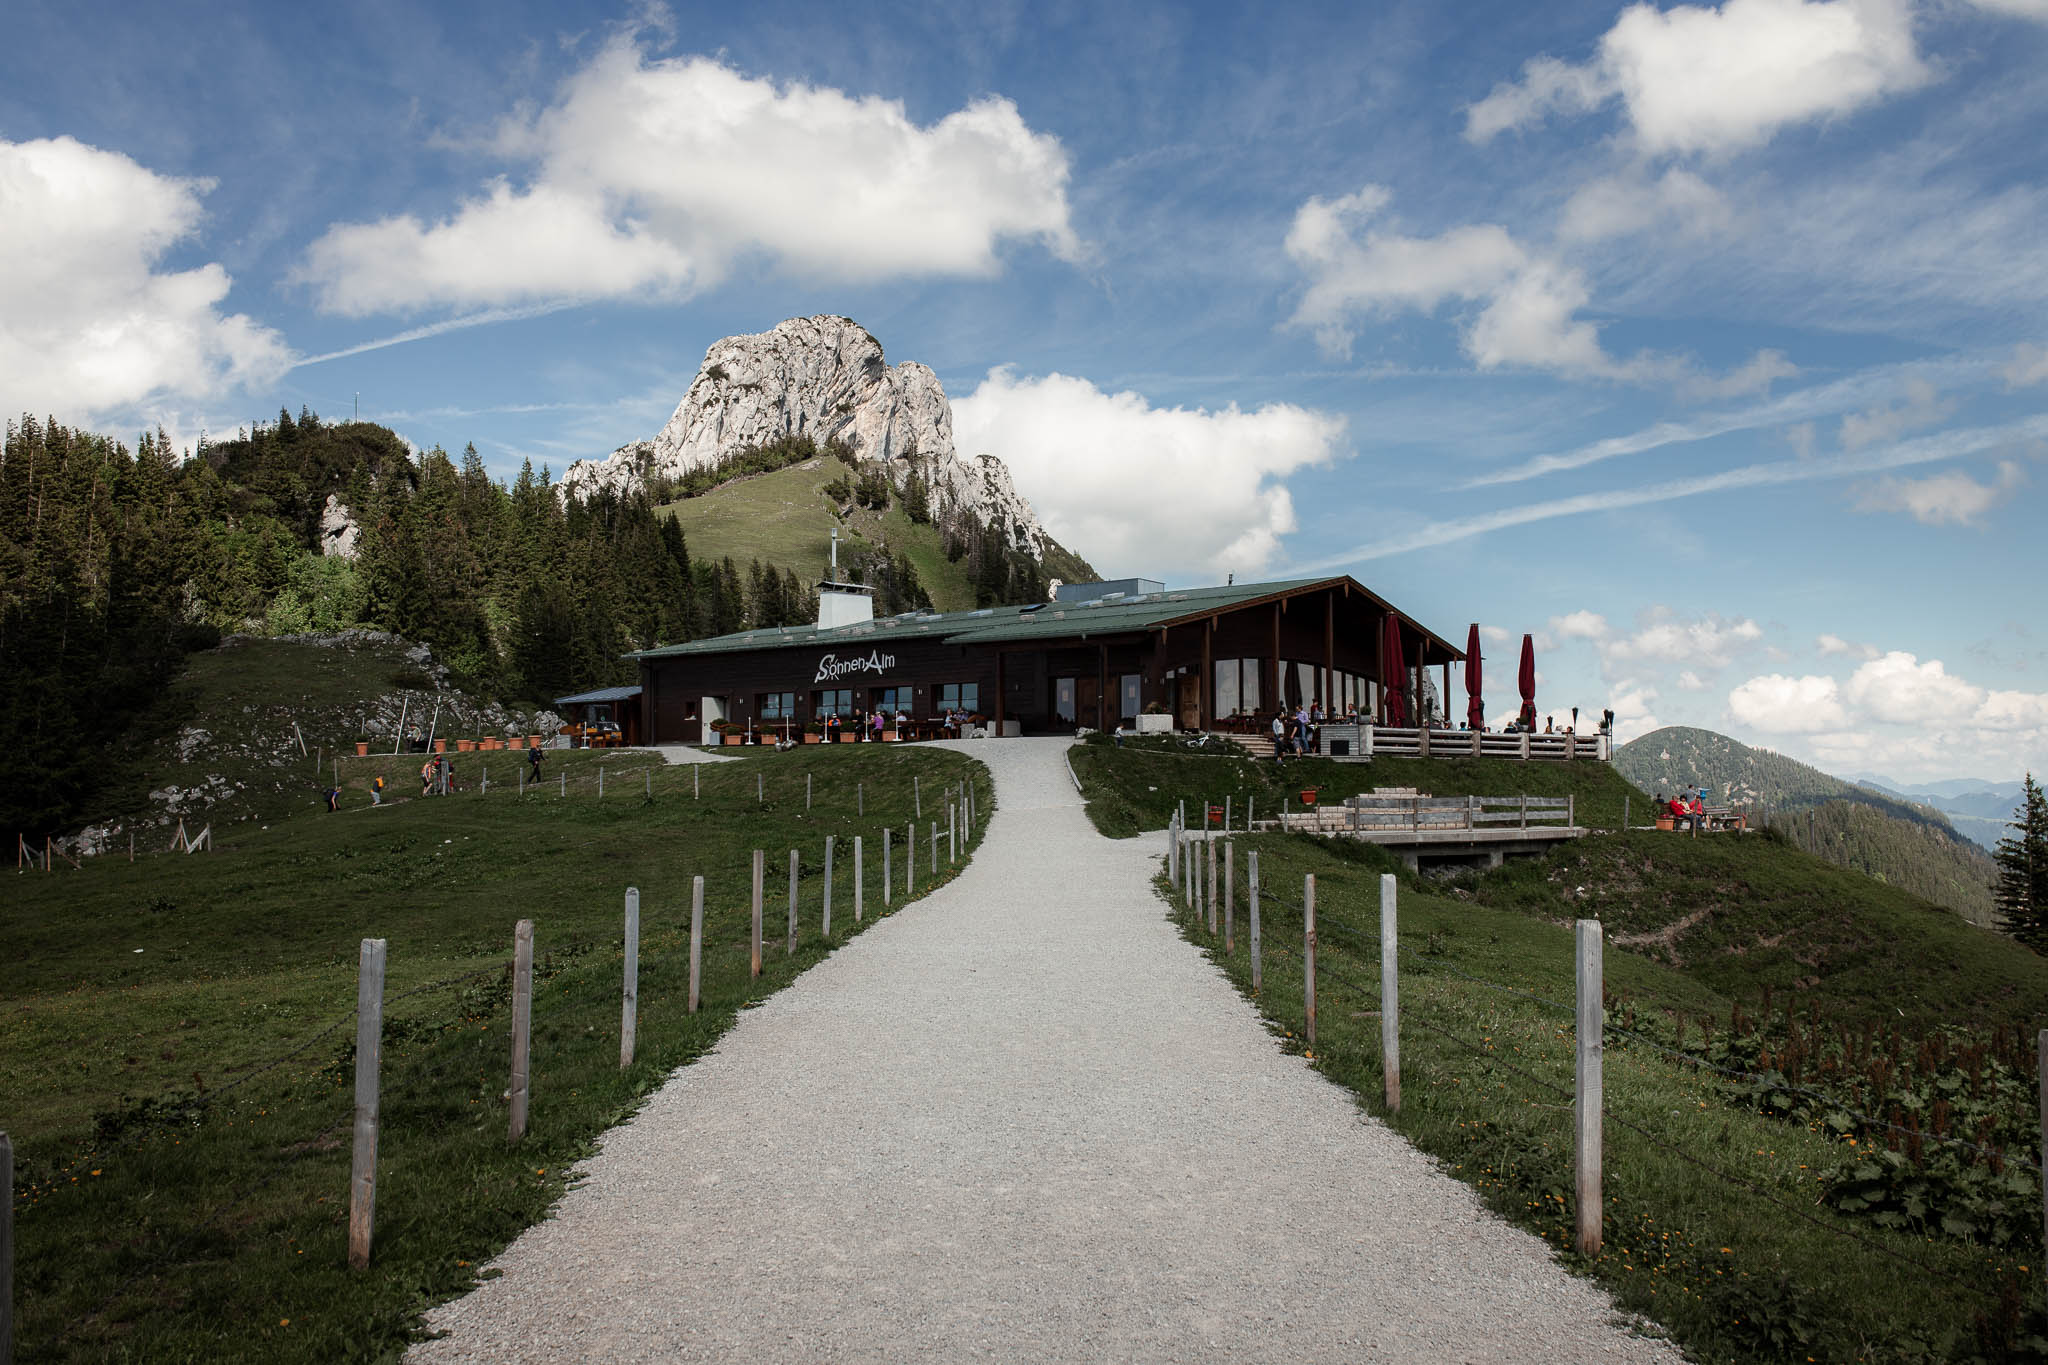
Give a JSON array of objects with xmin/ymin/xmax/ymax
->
[
  {"xmin": 1169, "ymin": 833, "xmax": 2045, "ymax": 1363},
  {"xmin": 6, "ymin": 743, "xmax": 990, "ymax": 1362}
]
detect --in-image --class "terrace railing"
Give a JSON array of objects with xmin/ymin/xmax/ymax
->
[{"xmin": 1321, "ymin": 723, "xmax": 1611, "ymax": 763}]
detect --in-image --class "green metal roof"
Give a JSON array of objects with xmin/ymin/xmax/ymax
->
[{"xmin": 627, "ymin": 576, "xmax": 1466, "ymax": 663}]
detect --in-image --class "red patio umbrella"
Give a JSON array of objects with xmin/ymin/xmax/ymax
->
[
  {"xmin": 1465, "ymin": 623, "xmax": 1484, "ymax": 730},
  {"xmin": 1517, "ymin": 633, "xmax": 1537, "ymax": 730},
  {"xmin": 1383, "ymin": 614, "xmax": 1407, "ymax": 726}
]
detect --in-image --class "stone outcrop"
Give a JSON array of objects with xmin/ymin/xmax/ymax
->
[
  {"xmin": 560, "ymin": 316, "xmax": 1052, "ymax": 557},
  {"xmin": 319, "ymin": 494, "xmax": 361, "ymax": 559}
]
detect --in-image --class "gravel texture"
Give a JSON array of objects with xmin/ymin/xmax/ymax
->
[{"xmin": 413, "ymin": 738, "xmax": 1681, "ymax": 1363}]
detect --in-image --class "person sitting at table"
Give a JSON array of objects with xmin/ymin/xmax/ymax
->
[
  {"xmin": 1668, "ymin": 793, "xmax": 1692, "ymax": 831},
  {"xmin": 895, "ymin": 707, "xmax": 909, "ymax": 736}
]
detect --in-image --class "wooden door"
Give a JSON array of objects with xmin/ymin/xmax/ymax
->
[{"xmin": 1176, "ymin": 675, "xmax": 1200, "ymax": 730}]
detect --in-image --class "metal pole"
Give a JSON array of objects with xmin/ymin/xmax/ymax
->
[
  {"xmin": 621, "ymin": 888, "xmax": 639, "ymax": 1068},
  {"xmin": 1381, "ymin": 874, "xmax": 1400, "ymax": 1112},
  {"xmin": 1303, "ymin": 875, "xmax": 1317, "ymax": 1047},
  {"xmin": 688, "ymin": 877, "xmax": 703, "ymax": 1013},
  {"xmin": 1249, "ymin": 852, "xmax": 1262, "ymax": 993},
  {"xmin": 751, "ymin": 850, "xmax": 764, "ymax": 977},
  {"xmin": 1576, "ymin": 918, "xmax": 1604, "ymax": 1255},
  {"xmin": 789, "ymin": 849, "xmax": 800, "ymax": 953},
  {"xmin": 348, "ymin": 938, "xmax": 386, "ymax": 1269},
  {"xmin": 1224, "ymin": 842, "xmax": 1235, "ymax": 951}
]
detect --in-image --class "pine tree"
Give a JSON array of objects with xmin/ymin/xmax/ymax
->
[{"xmin": 1995, "ymin": 774, "xmax": 2048, "ymax": 949}]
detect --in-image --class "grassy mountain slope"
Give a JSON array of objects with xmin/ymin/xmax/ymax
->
[
  {"xmin": 74, "ymin": 634, "xmax": 553, "ymax": 845},
  {"xmin": 658, "ymin": 457, "xmax": 1096, "ymax": 614},
  {"xmin": 1617, "ymin": 724, "xmax": 1995, "ymax": 925},
  {"xmin": 1070, "ymin": 736, "xmax": 2045, "ymax": 1032}
]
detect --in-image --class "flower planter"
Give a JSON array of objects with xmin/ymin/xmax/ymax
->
[
  {"xmin": 802, "ymin": 733, "xmax": 822, "ymax": 744},
  {"xmin": 1134, "ymin": 713, "xmax": 1172, "ymax": 734},
  {"xmin": 721, "ymin": 733, "xmax": 744, "ymax": 746},
  {"xmin": 881, "ymin": 729, "xmax": 898, "ymax": 742},
  {"xmin": 529, "ymin": 734, "xmax": 543, "ymax": 748},
  {"xmin": 457, "ymin": 739, "xmax": 475, "ymax": 753},
  {"xmin": 355, "ymin": 742, "xmax": 370, "ymax": 756},
  {"xmin": 433, "ymin": 739, "xmax": 447, "ymax": 754},
  {"xmin": 1655, "ymin": 815, "xmax": 1675, "ymax": 832},
  {"xmin": 1299, "ymin": 789, "xmax": 1318, "ymax": 806},
  {"xmin": 837, "ymin": 732, "xmax": 859, "ymax": 742}
]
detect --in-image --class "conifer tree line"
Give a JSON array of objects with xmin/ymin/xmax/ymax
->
[
  {"xmin": 0, "ymin": 409, "xmax": 1003, "ymax": 834},
  {"xmin": 1996, "ymin": 775, "xmax": 2048, "ymax": 950}
]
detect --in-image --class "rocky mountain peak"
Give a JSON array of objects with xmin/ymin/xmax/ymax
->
[{"xmin": 560, "ymin": 315, "xmax": 1051, "ymax": 558}]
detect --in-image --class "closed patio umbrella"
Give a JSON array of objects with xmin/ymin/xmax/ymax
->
[
  {"xmin": 1383, "ymin": 614, "xmax": 1407, "ymax": 726},
  {"xmin": 1518, "ymin": 633, "xmax": 1537, "ymax": 730},
  {"xmin": 1465, "ymin": 623, "xmax": 1484, "ymax": 730}
]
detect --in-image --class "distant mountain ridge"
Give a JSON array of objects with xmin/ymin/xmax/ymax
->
[
  {"xmin": 1850, "ymin": 775, "xmax": 2026, "ymax": 852},
  {"xmin": 1616, "ymin": 726, "xmax": 1997, "ymax": 927}
]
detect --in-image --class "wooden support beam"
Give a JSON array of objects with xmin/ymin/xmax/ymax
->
[
  {"xmin": 1199, "ymin": 617, "xmax": 1214, "ymax": 730},
  {"xmin": 1269, "ymin": 603, "xmax": 1281, "ymax": 715},
  {"xmin": 1322, "ymin": 591, "xmax": 1335, "ymax": 709}
]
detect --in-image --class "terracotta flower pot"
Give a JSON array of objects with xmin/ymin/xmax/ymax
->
[
  {"xmin": 803, "ymin": 733, "xmax": 822, "ymax": 744},
  {"xmin": 355, "ymin": 742, "xmax": 369, "ymax": 756},
  {"xmin": 457, "ymin": 739, "xmax": 475, "ymax": 752},
  {"xmin": 434, "ymin": 739, "xmax": 447, "ymax": 754},
  {"xmin": 722, "ymin": 733, "xmax": 743, "ymax": 746},
  {"xmin": 529, "ymin": 734, "xmax": 543, "ymax": 748}
]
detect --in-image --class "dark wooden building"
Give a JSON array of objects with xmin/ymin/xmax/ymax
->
[{"xmin": 628, "ymin": 576, "xmax": 1463, "ymax": 745}]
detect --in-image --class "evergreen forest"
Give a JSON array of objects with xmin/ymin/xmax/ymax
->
[{"xmin": 0, "ymin": 411, "xmax": 1049, "ymax": 837}]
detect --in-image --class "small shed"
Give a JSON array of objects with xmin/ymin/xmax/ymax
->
[{"xmin": 552, "ymin": 684, "xmax": 645, "ymax": 746}]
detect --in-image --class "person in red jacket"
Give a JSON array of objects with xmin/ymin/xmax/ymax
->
[{"xmin": 1668, "ymin": 793, "xmax": 1691, "ymax": 830}]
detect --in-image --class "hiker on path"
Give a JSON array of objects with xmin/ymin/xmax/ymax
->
[
  {"xmin": 324, "ymin": 786, "xmax": 341, "ymax": 812},
  {"xmin": 528, "ymin": 742, "xmax": 544, "ymax": 783},
  {"xmin": 421, "ymin": 758, "xmax": 437, "ymax": 797},
  {"xmin": 371, "ymin": 775, "xmax": 385, "ymax": 806}
]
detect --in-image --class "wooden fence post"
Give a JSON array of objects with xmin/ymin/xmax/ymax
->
[
  {"xmin": 559, "ymin": 772, "xmax": 565, "ymax": 797},
  {"xmin": 915, "ymin": 776, "xmax": 921, "ymax": 817},
  {"xmin": 599, "ymin": 767, "xmax": 605, "ymax": 800},
  {"xmin": 1249, "ymin": 852, "xmax": 1262, "ymax": 993},
  {"xmin": 751, "ymin": 850, "xmax": 765, "ymax": 978},
  {"xmin": 823, "ymin": 836, "xmax": 835, "ymax": 936},
  {"xmin": 621, "ymin": 889, "xmax": 639, "ymax": 1069},
  {"xmin": 348, "ymin": 938, "xmax": 386, "ymax": 1270},
  {"xmin": 807, "ymin": 773, "xmax": 812, "ymax": 810},
  {"xmin": 688, "ymin": 877, "xmax": 703, "ymax": 1014},
  {"xmin": 509, "ymin": 921, "xmax": 533, "ymax": 1144},
  {"xmin": 930, "ymin": 822, "xmax": 937, "ymax": 877},
  {"xmin": 1303, "ymin": 875, "xmax": 1317, "ymax": 1048},
  {"xmin": 0, "ymin": 1130, "xmax": 10, "ymax": 1360},
  {"xmin": 1207, "ymin": 838, "xmax": 1218, "ymax": 935},
  {"xmin": 758, "ymin": 772, "xmax": 764, "ymax": 805},
  {"xmin": 2037, "ymin": 1030, "xmax": 2048, "ymax": 1259},
  {"xmin": 1576, "ymin": 918, "xmax": 1604, "ymax": 1255},
  {"xmin": 788, "ymin": 850, "xmax": 800, "ymax": 953},
  {"xmin": 858, "ymin": 782, "xmax": 864, "ymax": 817},
  {"xmin": 1166, "ymin": 812, "xmax": 1178, "ymax": 885},
  {"xmin": 1225, "ymin": 795, "xmax": 1232, "ymax": 832},
  {"xmin": 883, "ymin": 828, "xmax": 892, "ymax": 907},
  {"xmin": 694, "ymin": 766, "xmax": 699, "ymax": 800},
  {"xmin": 948, "ymin": 804, "xmax": 956, "ymax": 864},
  {"xmin": 906, "ymin": 822, "xmax": 915, "ymax": 897},
  {"xmin": 854, "ymin": 836, "xmax": 864, "ymax": 922},
  {"xmin": 1380, "ymin": 874, "xmax": 1401, "ymax": 1112},
  {"xmin": 1568, "ymin": 793, "xmax": 1576, "ymax": 829},
  {"xmin": 1224, "ymin": 842, "xmax": 1235, "ymax": 952}
]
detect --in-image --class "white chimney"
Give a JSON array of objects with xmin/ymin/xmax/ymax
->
[{"xmin": 817, "ymin": 527, "xmax": 874, "ymax": 629}]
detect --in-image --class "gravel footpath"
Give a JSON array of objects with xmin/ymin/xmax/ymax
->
[{"xmin": 413, "ymin": 738, "xmax": 1681, "ymax": 1363}]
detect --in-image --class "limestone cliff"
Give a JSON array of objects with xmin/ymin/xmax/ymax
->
[{"xmin": 561, "ymin": 316, "xmax": 1053, "ymax": 557}]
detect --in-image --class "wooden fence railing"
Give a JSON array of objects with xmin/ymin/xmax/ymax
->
[
  {"xmin": 1319, "ymin": 724, "xmax": 1610, "ymax": 763},
  {"xmin": 1264, "ymin": 793, "xmax": 1575, "ymax": 835}
]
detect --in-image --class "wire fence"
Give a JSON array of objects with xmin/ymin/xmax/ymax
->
[
  {"xmin": 1158, "ymin": 816, "xmax": 2039, "ymax": 1310},
  {"xmin": 14, "ymin": 774, "xmax": 990, "ymax": 1356}
]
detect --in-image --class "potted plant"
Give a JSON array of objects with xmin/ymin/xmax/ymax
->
[
  {"xmin": 1299, "ymin": 787, "xmax": 1319, "ymax": 806},
  {"xmin": 716, "ymin": 721, "xmax": 744, "ymax": 747},
  {"xmin": 803, "ymin": 720, "xmax": 823, "ymax": 744},
  {"xmin": 355, "ymin": 740, "xmax": 370, "ymax": 756},
  {"xmin": 1135, "ymin": 700, "xmax": 1172, "ymax": 734},
  {"xmin": 433, "ymin": 738, "xmax": 448, "ymax": 754}
]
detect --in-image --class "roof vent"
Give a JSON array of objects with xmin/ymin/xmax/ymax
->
[
  {"xmin": 970, "ymin": 608, "xmax": 994, "ymax": 617},
  {"xmin": 1101, "ymin": 592, "xmax": 1125, "ymax": 602}
]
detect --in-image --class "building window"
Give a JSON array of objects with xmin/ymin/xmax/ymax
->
[
  {"xmin": 1241, "ymin": 659, "xmax": 1261, "ymax": 713},
  {"xmin": 1296, "ymin": 661, "xmax": 1318, "ymax": 708},
  {"xmin": 1120, "ymin": 674, "xmax": 1142, "ymax": 719},
  {"xmin": 1214, "ymin": 659, "xmax": 1240, "ymax": 717},
  {"xmin": 873, "ymin": 686, "xmax": 909, "ymax": 713},
  {"xmin": 938, "ymin": 682, "xmax": 980, "ymax": 714},
  {"xmin": 760, "ymin": 692, "xmax": 797, "ymax": 720},
  {"xmin": 1053, "ymin": 677, "xmax": 1076, "ymax": 723},
  {"xmin": 812, "ymin": 688, "xmax": 853, "ymax": 717}
]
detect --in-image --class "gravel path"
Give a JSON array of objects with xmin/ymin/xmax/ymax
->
[{"xmin": 413, "ymin": 738, "xmax": 1681, "ymax": 1363}]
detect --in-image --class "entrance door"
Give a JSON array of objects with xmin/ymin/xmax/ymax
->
[
  {"xmin": 1076, "ymin": 676, "xmax": 1101, "ymax": 730},
  {"xmin": 1176, "ymin": 675, "xmax": 1200, "ymax": 731},
  {"xmin": 700, "ymin": 695, "xmax": 726, "ymax": 746}
]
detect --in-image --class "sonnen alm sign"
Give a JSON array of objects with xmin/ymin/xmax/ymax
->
[{"xmin": 813, "ymin": 649, "xmax": 897, "ymax": 684}]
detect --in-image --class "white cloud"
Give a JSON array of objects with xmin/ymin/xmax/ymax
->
[
  {"xmin": 1967, "ymin": 0, "xmax": 2048, "ymax": 21},
  {"xmin": 1466, "ymin": 0, "xmax": 1930, "ymax": 157},
  {"xmin": 1852, "ymin": 459, "xmax": 2026, "ymax": 525},
  {"xmin": 1609, "ymin": 680, "xmax": 1663, "ymax": 741},
  {"xmin": 1550, "ymin": 610, "xmax": 1612, "ymax": 641},
  {"xmin": 1479, "ymin": 624, "xmax": 1514, "ymax": 645},
  {"xmin": 0, "ymin": 136, "xmax": 290, "ymax": 423},
  {"xmin": 1559, "ymin": 167, "xmax": 1731, "ymax": 241},
  {"xmin": 2005, "ymin": 343, "xmax": 2048, "ymax": 388},
  {"xmin": 297, "ymin": 39, "xmax": 1080, "ymax": 316},
  {"xmin": 1284, "ymin": 184, "xmax": 1789, "ymax": 389},
  {"xmin": 1677, "ymin": 670, "xmax": 1709, "ymax": 690},
  {"xmin": 951, "ymin": 368, "xmax": 1344, "ymax": 580},
  {"xmin": 1838, "ymin": 377, "xmax": 1955, "ymax": 450},
  {"xmin": 1816, "ymin": 632, "xmax": 1879, "ymax": 659},
  {"xmin": 1975, "ymin": 689, "xmax": 2048, "ymax": 730},
  {"xmin": 1727, "ymin": 672, "xmax": 1850, "ymax": 731},
  {"xmin": 1600, "ymin": 608, "xmax": 1764, "ymax": 670},
  {"xmin": 1846, "ymin": 651, "xmax": 1983, "ymax": 723}
]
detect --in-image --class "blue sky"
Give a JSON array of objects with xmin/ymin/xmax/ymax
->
[{"xmin": 5, "ymin": 0, "xmax": 2046, "ymax": 784}]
